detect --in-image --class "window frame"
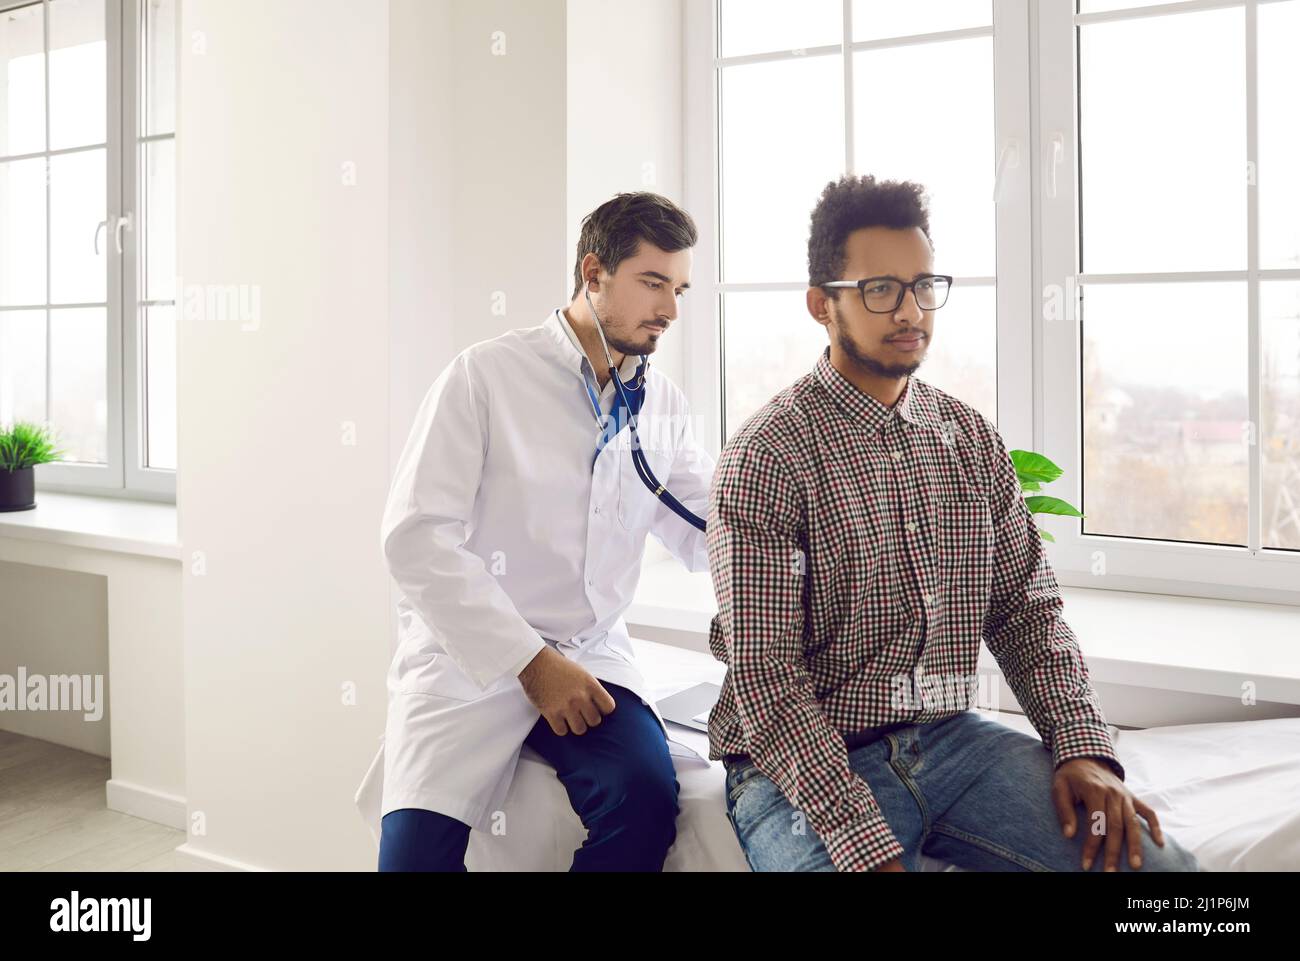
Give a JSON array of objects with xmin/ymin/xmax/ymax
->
[
  {"xmin": 687, "ymin": 0, "xmax": 1300, "ymax": 606},
  {"xmin": 123, "ymin": 0, "xmax": 173, "ymax": 498},
  {"xmin": 1039, "ymin": 0, "xmax": 1300, "ymax": 605},
  {"xmin": 0, "ymin": 0, "xmax": 174, "ymax": 503}
]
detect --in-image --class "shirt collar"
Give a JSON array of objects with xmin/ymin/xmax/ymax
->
[
  {"xmin": 546, "ymin": 308, "xmax": 643, "ymax": 382},
  {"xmin": 812, "ymin": 345, "xmax": 937, "ymax": 432}
]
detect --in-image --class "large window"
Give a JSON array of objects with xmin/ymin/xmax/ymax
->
[
  {"xmin": 0, "ymin": 0, "xmax": 175, "ymax": 500},
  {"xmin": 706, "ymin": 0, "xmax": 1005, "ymax": 438},
  {"xmin": 1040, "ymin": 0, "xmax": 1299, "ymax": 602},
  {"xmin": 689, "ymin": 0, "xmax": 1300, "ymax": 604}
]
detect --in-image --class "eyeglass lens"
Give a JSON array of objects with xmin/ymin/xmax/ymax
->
[{"xmin": 863, "ymin": 277, "xmax": 951, "ymax": 312}]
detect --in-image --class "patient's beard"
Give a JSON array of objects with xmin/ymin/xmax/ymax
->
[{"xmin": 832, "ymin": 315, "xmax": 922, "ymax": 380}]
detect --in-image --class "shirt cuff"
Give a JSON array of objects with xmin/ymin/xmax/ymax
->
[
  {"xmin": 1051, "ymin": 722, "xmax": 1126, "ymax": 781},
  {"xmin": 819, "ymin": 813, "xmax": 906, "ymax": 872},
  {"xmin": 507, "ymin": 640, "xmax": 547, "ymax": 679}
]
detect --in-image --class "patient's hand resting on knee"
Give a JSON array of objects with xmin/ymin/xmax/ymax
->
[{"xmin": 1053, "ymin": 758, "xmax": 1166, "ymax": 872}]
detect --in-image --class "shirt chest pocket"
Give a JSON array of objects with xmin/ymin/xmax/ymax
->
[
  {"xmin": 933, "ymin": 495, "xmax": 994, "ymax": 596},
  {"xmin": 616, "ymin": 443, "xmax": 674, "ymax": 531}
]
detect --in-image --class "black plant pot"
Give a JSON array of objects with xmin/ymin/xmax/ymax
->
[{"xmin": 0, "ymin": 466, "xmax": 36, "ymax": 512}]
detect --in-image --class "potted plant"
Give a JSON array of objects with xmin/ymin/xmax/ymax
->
[
  {"xmin": 0, "ymin": 421, "xmax": 64, "ymax": 513},
  {"xmin": 1010, "ymin": 449, "xmax": 1083, "ymax": 542}
]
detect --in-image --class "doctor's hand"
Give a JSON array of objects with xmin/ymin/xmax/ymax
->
[
  {"xmin": 1052, "ymin": 757, "xmax": 1165, "ymax": 872},
  {"xmin": 518, "ymin": 646, "xmax": 617, "ymax": 736}
]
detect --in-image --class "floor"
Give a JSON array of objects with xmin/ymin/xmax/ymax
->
[{"xmin": 0, "ymin": 729, "xmax": 216, "ymax": 871}]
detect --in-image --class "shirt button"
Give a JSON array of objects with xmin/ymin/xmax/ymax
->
[
  {"xmin": 891, "ymin": 451, "xmax": 903, "ymax": 462},
  {"xmin": 905, "ymin": 521, "xmax": 918, "ymax": 532},
  {"xmin": 922, "ymin": 592, "xmax": 934, "ymax": 606},
  {"xmin": 594, "ymin": 506, "xmax": 601, "ymax": 515}
]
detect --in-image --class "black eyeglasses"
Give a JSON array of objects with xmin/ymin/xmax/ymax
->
[{"xmin": 821, "ymin": 274, "xmax": 954, "ymax": 313}]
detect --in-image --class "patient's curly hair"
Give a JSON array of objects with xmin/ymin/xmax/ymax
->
[{"xmin": 807, "ymin": 175, "xmax": 934, "ymax": 294}]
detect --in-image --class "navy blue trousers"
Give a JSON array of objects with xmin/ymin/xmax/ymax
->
[{"xmin": 378, "ymin": 682, "xmax": 680, "ymax": 871}]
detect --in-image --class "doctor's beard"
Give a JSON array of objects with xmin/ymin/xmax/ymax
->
[
  {"xmin": 831, "ymin": 312, "xmax": 924, "ymax": 380},
  {"xmin": 598, "ymin": 312, "xmax": 661, "ymax": 357}
]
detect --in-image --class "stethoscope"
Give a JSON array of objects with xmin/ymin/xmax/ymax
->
[{"xmin": 581, "ymin": 285, "xmax": 706, "ymax": 532}]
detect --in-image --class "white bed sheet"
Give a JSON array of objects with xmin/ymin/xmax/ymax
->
[{"xmin": 451, "ymin": 638, "xmax": 1300, "ymax": 871}]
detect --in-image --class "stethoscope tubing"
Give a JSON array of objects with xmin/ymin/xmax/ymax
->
[{"xmin": 581, "ymin": 288, "xmax": 708, "ymax": 533}]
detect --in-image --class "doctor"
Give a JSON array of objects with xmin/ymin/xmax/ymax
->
[{"xmin": 362, "ymin": 192, "xmax": 715, "ymax": 871}]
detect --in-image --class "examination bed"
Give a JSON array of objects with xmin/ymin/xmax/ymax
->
[{"xmin": 367, "ymin": 637, "xmax": 1300, "ymax": 872}]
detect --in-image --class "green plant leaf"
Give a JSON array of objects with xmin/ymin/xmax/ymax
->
[
  {"xmin": 1020, "ymin": 480, "xmax": 1043, "ymax": 492},
  {"xmin": 1010, "ymin": 449, "xmax": 1063, "ymax": 486},
  {"xmin": 1024, "ymin": 494, "xmax": 1083, "ymax": 518},
  {"xmin": 0, "ymin": 420, "xmax": 64, "ymax": 470},
  {"xmin": 1037, "ymin": 527, "xmax": 1055, "ymax": 542}
]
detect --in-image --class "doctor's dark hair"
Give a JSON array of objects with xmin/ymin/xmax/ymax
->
[
  {"xmin": 571, "ymin": 192, "xmax": 698, "ymax": 299},
  {"xmin": 807, "ymin": 175, "xmax": 934, "ymax": 293}
]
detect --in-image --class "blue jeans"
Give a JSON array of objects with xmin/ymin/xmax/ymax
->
[
  {"xmin": 378, "ymin": 681, "xmax": 680, "ymax": 871},
  {"xmin": 724, "ymin": 711, "xmax": 1203, "ymax": 872}
]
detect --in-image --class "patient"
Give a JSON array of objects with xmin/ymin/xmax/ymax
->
[{"xmin": 704, "ymin": 174, "xmax": 1201, "ymax": 873}]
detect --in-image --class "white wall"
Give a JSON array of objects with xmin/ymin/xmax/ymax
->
[
  {"xmin": 451, "ymin": 1, "xmax": 570, "ymax": 350},
  {"xmin": 386, "ymin": 0, "xmax": 569, "ymax": 630},
  {"xmin": 389, "ymin": 0, "xmax": 689, "ymax": 433},
  {"xmin": 566, "ymin": 0, "xmax": 686, "ymax": 566},
  {"xmin": 388, "ymin": 0, "xmax": 456, "ymax": 482},
  {"xmin": 0, "ymin": 538, "xmax": 185, "ymax": 826},
  {"xmin": 388, "ymin": 0, "xmax": 570, "ymax": 470},
  {"xmin": 0, "ymin": 560, "xmax": 108, "ymax": 754},
  {"xmin": 176, "ymin": 0, "xmax": 391, "ymax": 870},
  {"xmin": 567, "ymin": 0, "xmax": 687, "ymax": 390},
  {"xmin": 383, "ymin": 0, "xmax": 690, "ymax": 422}
]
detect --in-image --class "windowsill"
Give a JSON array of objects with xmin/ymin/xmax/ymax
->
[
  {"xmin": 0, "ymin": 491, "xmax": 180, "ymax": 561},
  {"xmin": 627, "ymin": 557, "xmax": 1300, "ymax": 706}
]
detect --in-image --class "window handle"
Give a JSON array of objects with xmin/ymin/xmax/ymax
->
[
  {"xmin": 114, "ymin": 212, "xmax": 133, "ymax": 254},
  {"xmin": 993, "ymin": 139, "xmax": 1020, "ymax": 202},
  {"xmin": 94, "ymin": 218, "xmax": 108, "ymax": 255},
  {"xmin": 1045, "ymin": 132, "xmax": 1064, "ymax": 200}
]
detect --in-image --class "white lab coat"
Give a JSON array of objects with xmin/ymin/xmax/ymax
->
[{"xmin": 354, "ymin": 308, "xmax": 715, "ymax": 848}]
